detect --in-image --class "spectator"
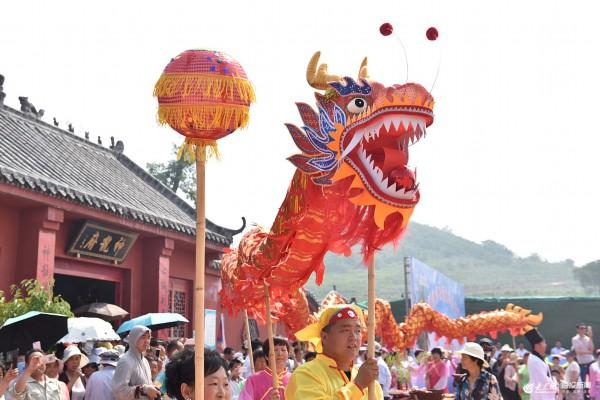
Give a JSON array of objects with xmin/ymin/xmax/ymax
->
[
  {"xmin": 455, "ymin": 342, "xmax": 502, "ymax": 400},
  {"xmin": 303, "ymin": 352, "xmax": 317, "ymax": 363},
  {"xmin": 518, "ymin": 352, "xmax": 530, "ymax": 400},
  {"xmin": 425, "ymin": 348, "xmax": 449, "ymax": 393},
  {"xmin": 0, "ymin": 365, "xmax": 19, "ymax": 400},
  {"xmin": 564, "ymin": 351, "xmax": 582, "ymax": 400},
  {"xmin": 409, "ymin": 349, "xmax": 427, "ymax": 388},
  {"xmin": 85, "ymin": 350, "xmax": 119, "ymax": 400},
  {"xmin": 549, "ymin": 356, "xmax": 564, "ymax": 381},
  {"xmin": 375, "ymin": 343, "xmax": 392, "ymax": 400},
  {"xmin": 9, "ymin": 350, "xmax": 62, "ymax": 400},
  {"xmin": 112, "ymin": 326, "xmax": 160, "ymax": 400},
  {"xmin": 242, "ymin": 340, "xmax": 263, "ymax": 379},
  {"xmin": 166, "ymin": 340, "xmax": 184, "ymax": 360},
  {"xmin": 81, "ymin": 362, "xmax": 99, "ymax": 379},
  {"xmin": 589, "ymin": 350, "xmax": 600, "ymax": 400},
  {"xmin": 165, "ymin": 349, "xmax": 231, "ymax": 400},
  {"xmin": 551, "ymin": 342, "xmax": 566, "ymax": 356},
  {"xmin": 239, "ymin": 337, "xmax": 291, "ymax": 400},
  {"xmin": 228, "ymin": 358, "xmax": 245, "ymax": 400},
  {"xmin": 145, "ymin": 356, "xmax": 160, "ymax": 383},
  {"xmin": 516, "ymin": 343, "xmax": 528, "ymax": 358},
  {"xmin": 478, "ymin": 338, "xmax": 498, "ymax": 373},
  {"xmin": 572, "ymin": 324, "xmax": 594, "ymax": 384},
  {"xmin": 498, "ymin": 352, "xmax": 520, "ymax": 400},
  {"xmin": 59, "ymin": 346, "xmax": 87, "ymax": 400},
  {"xmin": 252, "ymin": 350, "xmax": 267, "ymax": 374},
  {"xmin": 44, "ymin": 354, "xmax": 69, "ymax": 400},
  {"xmin": 223, "ymin": 348, "xmax": 235, "ymax": 363}
]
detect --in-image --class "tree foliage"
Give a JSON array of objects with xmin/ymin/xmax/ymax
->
[
  {"xmin": 146, "ymin": 144, "xmax": 196, "ymax": 202},
  {"xmin": 573, "ymin": 260, "xmax": 600, "ymax": 294},
  {"xmin": 0, "ymin": 279, "xmax": 73, "ymax": 326}
]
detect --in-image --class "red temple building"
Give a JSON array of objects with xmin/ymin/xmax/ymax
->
[{"xmin": 0, "ymin": 76, "xmax": 271, "ymax": 348}]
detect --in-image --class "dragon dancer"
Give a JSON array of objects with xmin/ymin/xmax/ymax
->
[{"xmin": 285, "ymin": 304, "xmax": 383, "ymax": 400}]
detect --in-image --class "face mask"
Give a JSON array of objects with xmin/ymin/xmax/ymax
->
[{"xmin": 17, "ymin": 361, "xmax": 26, "ymax": 374}]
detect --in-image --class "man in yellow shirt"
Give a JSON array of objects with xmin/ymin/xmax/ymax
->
[{"xmin": 285, "ymin": 304, "xmax": 383, "ymax": 400}]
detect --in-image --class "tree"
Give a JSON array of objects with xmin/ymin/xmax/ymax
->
[
  {"xmin": 146, "ymin": 144, "xmax": 196, "ymax": 202},
  {"xmin": 573, "ymin": 260, "xmax": 600, "ymax": 294},
  {"xmin": 0, "ymin": 279, "xmax": 73, "ymax": 325}
]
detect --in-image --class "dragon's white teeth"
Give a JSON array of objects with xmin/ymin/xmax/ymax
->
[{"xmin": 383, "ymin": 119, "xmax": 393, "ymax": 132}]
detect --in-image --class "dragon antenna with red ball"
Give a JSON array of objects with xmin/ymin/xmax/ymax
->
[
  {"xmin": 426, "ymin": 26, "xmax": 442, "ymax": 93},
  {"xmin": 379, "ymin": 23, "xmax": 441, "ymax": 91}
]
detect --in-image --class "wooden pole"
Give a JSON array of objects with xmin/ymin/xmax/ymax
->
[
  {"xmin": 512, "ymin": 334, "xmax": 516, "ymax": 350},
  {"xmin": 194, "ymin": 148, "xmax": 206, "ymax": 400},
  {"xmin": 367, "ymin": 255, "xmax": 376, "ymax": 400},
  {"xmin": 264, "ymin": 282, "xmax": 278, "ymax": 390},
  {"xmin": 243, "ymin": 309, "xmax": 255, "ymax": 374}
]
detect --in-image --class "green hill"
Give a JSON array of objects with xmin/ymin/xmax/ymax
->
[{"xmin": 305, "ymin": 222, "xmax": 583, "ymax": 302}]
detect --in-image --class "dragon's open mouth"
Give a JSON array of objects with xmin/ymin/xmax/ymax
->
[{"xmin": 341, "ymin": 107, "xmax": 432, "ymax": 207}]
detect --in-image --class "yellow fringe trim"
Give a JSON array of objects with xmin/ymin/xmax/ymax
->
[
  {"xmin": 157, "ymin": 104, "xmax": 250, "ymax": 131},
  {"xmin": 153, "ymin": 74, "xmax": 256, "ymax": 103},
  {"xmin": 177, "ymin": 139, "xmax": 221, "ymax": 163}
]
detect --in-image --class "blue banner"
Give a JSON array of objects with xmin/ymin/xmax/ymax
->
[{"xmin": 408, "ymin": 257, "xmax": 465, "ymax": 350}]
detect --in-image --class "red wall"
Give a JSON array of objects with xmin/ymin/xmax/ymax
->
[
  {"xmin": 0, "ymin": 205, "xmax": 19, "ymax": 295},
  {"xmin": 0, "ymin": 194, "xmax": 281, "ymax": 351}
]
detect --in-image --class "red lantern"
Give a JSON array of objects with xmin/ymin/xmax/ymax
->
[{"xmin": 154, "ymin": 49, "xmax": 255, "ymax": 161}]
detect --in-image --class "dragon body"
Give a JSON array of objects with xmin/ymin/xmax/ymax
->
[
  {"xmin": 221, "ymin": 52, "xmax": 433, "ymax": 321},
  {"xmin": 220, "ymin": 52, "xmax": 542, "ymax": 345}
]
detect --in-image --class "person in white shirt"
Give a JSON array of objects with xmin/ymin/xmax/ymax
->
[
  {"xmin": 551, "ymin": 341, "xmax": 566, "ymax": 356},
  {"xmin": 572, "ymin": 324, "xmax": 594, "ymax": 383},
  {"xmin": 85, "ymin": 350, "xmax": 119, "ymax": 400},
  {"xmin": 525, "ymin": 328, "xmax": 557, "ymax": 400},
  {"xmin": 564, "ymin": 351, "xmax": 582, "ymax": 400},
  {"xmin": 375, "ymin": 343, "xmax": 392, "ymax": 400},
  {"xmin": 516, "ymin": 343, "xmax": 529, "ymax": 358}
]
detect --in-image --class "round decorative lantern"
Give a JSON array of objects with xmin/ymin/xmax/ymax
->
[{"xmin": 153, "ymin": 49, "xmax": 255, "ymax": 161}]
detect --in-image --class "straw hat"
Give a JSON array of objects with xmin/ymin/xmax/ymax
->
[{"xmin": 456, "ymin": 342, "xmax": 489, "ymax": 368}]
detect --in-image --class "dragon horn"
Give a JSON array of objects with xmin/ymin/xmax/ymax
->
[
  {"xmin": 307, "ymin": 51, "xmax": 341, "ymax": 90},
  {"xmin": 526, "ymin": 312, "xmax": 544, "ymax": 326},
  {"xmin": 359, "ymin": 56, "xmax": 369, "ymax": 79}
]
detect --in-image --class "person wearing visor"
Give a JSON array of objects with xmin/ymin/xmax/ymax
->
[
  {"xmin": 454, "ymin": 342, "xmax": 502, "ymax": 400},
  {"xmin": 285, "ymin": 304, "xmax": 383, "ymax": 399}
]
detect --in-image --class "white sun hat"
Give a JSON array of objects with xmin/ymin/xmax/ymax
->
[{"xmin": 456, "ymin": 342, "xmax": 489, "ymax": 368}]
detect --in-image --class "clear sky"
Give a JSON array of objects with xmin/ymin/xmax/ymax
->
[{"xmin": 1, "ymin": 1, "xmax": 598, "ymax": 265}]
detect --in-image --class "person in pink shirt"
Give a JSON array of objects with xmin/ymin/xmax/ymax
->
[
  {"xmin": 425, "ymin": 348, "xmax": 449, "ymax": 393},
  {"xmin": 590, "ymin": 350, "xmax": 600, "ymax": 400},
  {"xmin": 238, "ymin": 338, "xmax": 291, "ymax": 400}
]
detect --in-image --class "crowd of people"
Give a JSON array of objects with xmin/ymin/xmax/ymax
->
[{"xmin": 0, "ymin": 314, "xmax": 597, "ymax": 400}]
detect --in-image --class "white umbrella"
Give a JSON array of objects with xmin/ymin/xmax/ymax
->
[{"xmin": 59, "ymin": 317, "xmax": 120, "ymax": 343}]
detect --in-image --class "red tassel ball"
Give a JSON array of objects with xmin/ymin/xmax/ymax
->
[
  {"xmin": 379, "ymin": 23, "xmax": 393, "ymax": 36},
  {"xmin": 426, "ymin": 27, "xmax": 439, "ymax": 41}
]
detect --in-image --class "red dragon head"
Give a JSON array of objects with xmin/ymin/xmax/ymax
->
[{"xmin": 288, "ymin": 52, "xmax": 435, "ymax": 229}]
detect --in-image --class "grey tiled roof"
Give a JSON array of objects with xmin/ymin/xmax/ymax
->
[{"xmin": 0, "ymin": 105, "xmax": 242, "ymax": 245}]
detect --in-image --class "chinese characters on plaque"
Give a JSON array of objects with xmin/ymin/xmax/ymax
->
[{"xmin": 68, "ymin": 221, "xmax": 138, "ymax": 262}]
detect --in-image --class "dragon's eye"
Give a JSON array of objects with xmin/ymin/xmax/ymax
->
[{"xmin": 346, "ymin": 97, "xmax": 368, "ymax": 114}]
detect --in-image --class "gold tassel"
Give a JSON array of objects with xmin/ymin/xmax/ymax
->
[
  {"xmin": 176, "ymin": 139, "xmax": 220, "ymax": 163},
  {"xmin": 153, "ymin": 73, "xmax": 256, "ymax": 103},
  {"xmin": 157, "ymin": 104, "xmax": 251, "ymax": 131}
]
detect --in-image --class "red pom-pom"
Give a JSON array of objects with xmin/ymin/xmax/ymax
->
[
  {"xmin": 426, "ymin": 27, "xmax": 439, "ymax": 41},
  {"xmin": 379, "ymin": 23, "xmax": 393, "ymax": 36}
]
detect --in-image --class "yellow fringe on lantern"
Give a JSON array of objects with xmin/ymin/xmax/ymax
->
[
  {"xmin": 153, "ymin": 74, "xmax": 256, "ymax": 103},
  {"xmin": 157, "ymin": 104, "xmax": 251, "ymax": 131},
  {"xmin": 176, "ymin": 138, "xmax": 221, "ymax": 163}
]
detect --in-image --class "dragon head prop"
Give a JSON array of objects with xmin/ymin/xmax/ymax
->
[{"xmin": 287, "ymin": 52, "xmax": 435, "ymax": 229}]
